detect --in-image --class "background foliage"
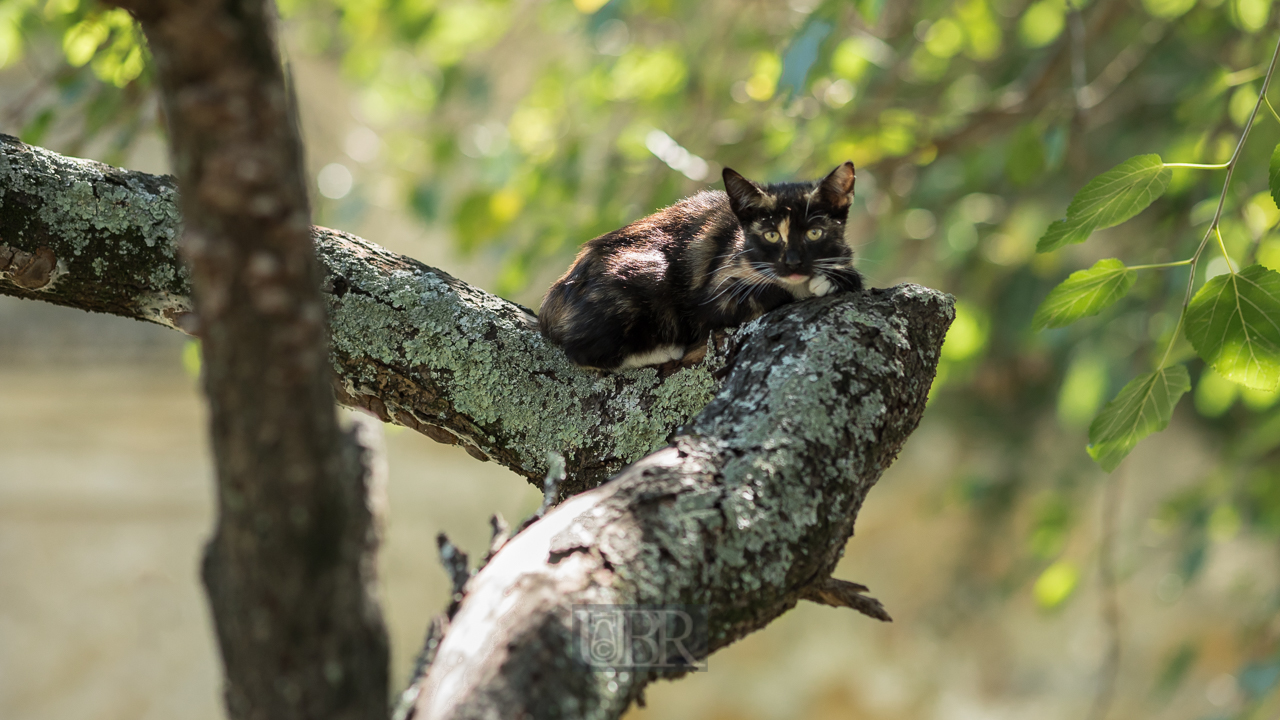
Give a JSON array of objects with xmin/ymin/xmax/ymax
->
[{"xmin": 4, "ymin": 0, "xmax": 1280, "ymax": 717}]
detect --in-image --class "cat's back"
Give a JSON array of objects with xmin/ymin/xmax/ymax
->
[
  {"xmin": 538, "ymin": 189, "xmax": 740, "ymax": 367},
  {"xmin": 587, "ymin": 189, "xmax": 736, "ymax": 256}
]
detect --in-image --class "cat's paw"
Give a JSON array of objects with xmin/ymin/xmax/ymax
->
[{"xmin": 809, "ymin": 274, "xmax": 834, "ymax": 297}]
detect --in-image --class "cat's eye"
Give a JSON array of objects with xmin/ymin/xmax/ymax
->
[
  {"xmin": 763, "ymin": 230, "xmax": 781, "ymax": 243},
  {"xmin": 806, "ymin": 228, "xmax": 824, "ymax": 240}
]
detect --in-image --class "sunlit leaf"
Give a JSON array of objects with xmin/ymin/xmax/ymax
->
[
  {"xmin": 573, "ymin": 0, "xmax": 610, "ymax": 13},
  {"xmin": 1032, "ymin": 258, "xmax": 1135, "ymax": 330},
  {"xmin": 940, "ymin": 302, "xmax": 988, "ymax": 362},
  {"xmin": 62, "ymin": 14, "xmax": 109, "ymax": 67},
  {"xmin": 182, "ymin": 339, "xmax": 202, "ymax": 379},
  {"xmin": 1185, "ymin": 264, "xmax": 1280, "ymax": 390},
  {"xmin": 745, "ymin": 51, "xmax": 781, "ymax": 101},
  {"xmin": 605, "ymin": 46, "xmax": 687, "ymax": 101},
  {"xmin": 1194, "ymin": 366, "xmax": 1239, "ymax": 417},
  {"xmin": 1242, "ymin": 383, "xmax": 1280, "ymax": 411},
  {"xmin": 957, "ymin": 0, "xmax": 1001, "ymax": 60},
  {"xmin": 1233, "ymin": 0, "xmax": 1270, "ymax": 33},
  {"xmin": 1019, "ymin": 0, "xmax": 1064, "ymax": 48},
  {"xmin": 1229, "ymin": 84, "xmax": 1259, "ymax": 127},
  {"xmin": 0, "ymin": 9, "xmax": 24, "ymax": 69},
  {"xmin": 1033, "ymin": 561, "xmax": 1078, "ymax": 609},
  {"xmin": 1245, "ymin": 191, "xmax": 1280, "ymax": 236},
  {"xmin": 923, "ymin": 18, "xmax": 963, "ymax": 59},
  {"xmin": 1058, "ymin": 352, "xmax": 1108, "ymax": 428},
  {"xmin": 1143, "ymin": 0, "xmax": 1196, "ymax": 19},
  {"xmin": 1087, "ymin": 366, "xmax": 1191, "ymax": 471},
  {"xmin": 1037, "ymin": 154, "xmax": 1171, "ymax": 253}
]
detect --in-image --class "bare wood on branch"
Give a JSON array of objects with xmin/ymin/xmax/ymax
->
[{"xmin": 410, "ymin": 285, "xmax": 952, "ymax": 720}]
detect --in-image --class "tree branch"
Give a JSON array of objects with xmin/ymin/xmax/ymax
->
[
  {"xmin": 0, "ymin": 132, "xmax": 732, "ymax": 493},
  {"xmin": 410, "ymin": 284, "xmax": 953, "ymax": 720},
  {"xmin": 1, "ymin": 110, "xmax": 952, "ymax": 720}
]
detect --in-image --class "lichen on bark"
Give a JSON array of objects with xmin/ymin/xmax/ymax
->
[
  {"xmin": 413, "ymin": 284, "xmax": 954, "ymax": 720},
  {"xmin": 0, "ymin": 135, "xmax": 734, "ymax": 492}
]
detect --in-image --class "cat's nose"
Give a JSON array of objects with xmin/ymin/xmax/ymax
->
[{"xmin": 784, "ymin": 248, "xmax": 802, "ymax": 268}]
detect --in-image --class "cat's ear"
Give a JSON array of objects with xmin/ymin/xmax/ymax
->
[
  {"xmin": 816, "ymin": 161, "xmax": 856, "ymax": 208},
  {"xmin": 723, "ymin": 167, "xmax": 775, "ymax": 215}
]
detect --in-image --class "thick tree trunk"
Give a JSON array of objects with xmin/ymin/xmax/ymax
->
[{"xmin": 97, "ymin": 1, "xmax": 389, "ymax": 718}]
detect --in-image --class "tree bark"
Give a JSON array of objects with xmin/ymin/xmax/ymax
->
[
  {"xmin": 411, "ymin": 284, "xmax": 952, "ymax": 720},
  {"xmin": 1, "ymin": 23, "xmax": 955, "ymax": 720},
  {"xmin": 0, "ymin": 132, "xmax": 746, "ymax": 494},
  {"xmin": 97, "ymin": 1, "xmax": 389, "ymax": 718},
  {"xmin": 1, "ymin": 125, "xmax": 953, "ymax": 720}
]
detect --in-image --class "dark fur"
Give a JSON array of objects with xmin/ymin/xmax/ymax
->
[{"xmin": 539, "ymin": 162, "xmax": 863, "ymax": 370}]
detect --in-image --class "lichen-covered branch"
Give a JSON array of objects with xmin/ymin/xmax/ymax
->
[
  {"xmin": 317, "ymin": 227, "xmax": 730, "ymax": 494},
  {"xmin": 1, "ymin": 101, "xmax": 954, "ymax": 720},
  {"xmin": 0, "ymin": 133, "xmax": 728, "ymax": 492},
  {"xmin": 0, "ymin": 134, "xmax": 190, "ymax": 324},
  {"xmin": 412, "ymin": 284, "xmax": 953, "ymax": 720}
]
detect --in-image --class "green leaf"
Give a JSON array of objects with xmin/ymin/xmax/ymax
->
[
  {"xmin": 1087, "ymin": 366, "xmax": 1191, "ymax": 471},
  {"xmin": 1185, "ymin": 264, "xmax": 1280, "ymax": 391},
  {"xmin": 1269, "ymin": 143, "xmax": 1280, "ymax": 210},
  {"xmin": 1032, "ymin": 258, "xmax": 1135, "ymax": 330},
  {"xmin": 1037, "ymin": 154, "xmax": 1171, "ymax": 253}
]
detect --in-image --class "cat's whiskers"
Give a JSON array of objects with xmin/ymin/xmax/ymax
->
[
  {"xmin": 748, "ymin": 261, "xmax": 778, "ymax": 277},
  {"xmin": 727, "ymin": 278, "xmax": 766, "ymax": 307},
  {"xmin": 813, "ymin": 257, "xmax": 857, "ymax": 272},
  {"xmin": 712, "ymin": 246, "xmax": 749, "ymax": 262},
  {"xmin": 706, "ymin": 267, "xmax": 747, "ymax": 300},
  {"xmin": 704, "ymin": 276, "xmax": 750, "ymax": 304}
]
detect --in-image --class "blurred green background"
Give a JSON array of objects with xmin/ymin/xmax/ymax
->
[{"xmin": 2, "ymin": 0, "xmax": 1280, "ymax": 718}]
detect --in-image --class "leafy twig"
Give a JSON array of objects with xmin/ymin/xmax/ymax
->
[{"xmin": 1157, "ymin": 31, "xmax": 1280, "ymax": 366}]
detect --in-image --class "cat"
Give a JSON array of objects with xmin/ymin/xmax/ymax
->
[{"xmin": 538, "ymin": 161, "xmax": 862, "ymax": 371}]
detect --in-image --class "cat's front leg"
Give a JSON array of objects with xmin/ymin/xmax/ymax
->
[
  {"xmin": 810, "ymin": 267, "xmax": 863, "ymax": 296},
  {"xmin": 808, "ymin": 274, "xmax": 835, "ymax": 297}
]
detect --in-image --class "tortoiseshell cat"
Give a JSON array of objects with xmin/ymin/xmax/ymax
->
[{"xmin": 539, "ymin": 162, "xmax": 862, "ymax": 370}]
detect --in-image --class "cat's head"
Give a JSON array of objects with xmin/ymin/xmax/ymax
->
[{"xmin": 722, "ymin": 162, "xmax": 856, "ymax": 287}]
